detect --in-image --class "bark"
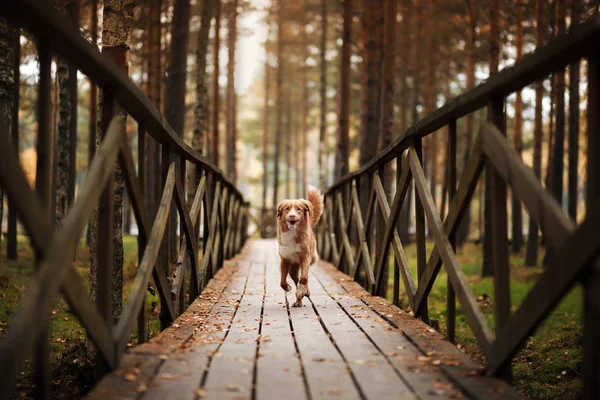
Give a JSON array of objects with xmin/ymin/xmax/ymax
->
[
  {"xmin": 189, "ymin": 0, "xmax": 215, "ymax": 202},
  {"xmin": 87, "ymin": 0, "xmax": 98, "ymax": 245},
  {"xmin": 335, "ymin": 0, "xmax": 352, "ymax": 182},
  {"xmin": 482, "ymin": 0, "xmax": 500, "ymax": 277},
  {"xmin": 424, "ymin": 0, "xmax": 436, "ymax": 208},
  {"xmin": 68, "ymin": 2, "xmax": 79, "ymax": 212},
  {"xmin": 318, "ymin": 0, "xmax": 327, "ymax": 189},
  {"xmin": 211, "ymin": 0, "xmax": 221, "ymax": 164},
  {"xmin": 55, "ymin": 55, "xmax": 71, "ymax": 227},
  {"xmin": 358, "ymin": 0, "xmax": 384, "ymax": 213},
  {"xmin": 272, "ymin": 0, "xmax": 283, "ymax": 208},
  {"xmin": 551, "ymin": 0, "xmax": 566, "ymax": 206},
  {"xmin": 89, "ymin": 0, "xmax": 134, "ymax": 330},
  {"xmin": 376, "ymin": 0, "xmax": 397, "ymax": 298},
  {"xmin": 6, "ymin": 25, "xmax": 19, "ymax": 261},
  {"xmin": 398, "ymin": 0, "xmax": 413, "ymax": 243},
  {"xmin": 301, "ymin": 21, "xmax": 308, "ymax": 196},
  {"xmin": 262, "ymin": 33, "xmax": 271, "ymax": 214},
  {"xmin": 456, "ymin": 0, "xmax": 477, "ymax": 247},
  {"xmin": 165, "ymin": 0, "xmax": 192, "ymax": 276},
  {"xmin": 567, "ymin": 0, "xmax": 580, "ymax": 220},
  {"xmin": 511, "ymin": 0, "xmax": 524, "ymax": 252},
  {"xmin": 226, "ymin": 0, "xmax": 238, "ymax": 182},
  {"xmin": 525, "ymin": 0, "xmax": 545, "ymax": 266},
  {"xmin": 145, "ymin": 0, "xmax": 162, "ymax": 222},
  {"xmin": 0, "ymin": 20, "xmax": 17, "ymax": 271},
  {"xmin": 285, "ymin": 95, "xmax": 292, "ymax": 199}
]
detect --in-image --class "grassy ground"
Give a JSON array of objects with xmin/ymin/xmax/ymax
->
[
  {"xmin": 0, "ymin": 235, "xmax": 160, "ymax": 399},
  {"xmin": 387, "ymin": 241, "xmax": 582, "ymax": 399}
]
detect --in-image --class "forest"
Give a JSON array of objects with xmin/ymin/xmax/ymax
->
[{"xmin": 0, "ymin": 0, "xmax": 599, "ymax": 398}]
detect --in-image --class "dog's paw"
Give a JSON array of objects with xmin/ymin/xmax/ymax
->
[
  {"xmin": 281, "ymin": 283, "xmax": 292, "ymax": 292},
  {"xmin": 295, "ymin": 283, "xmax": 307, "ymax": 299},
  {"xmin": 292, "ymin": 299, "xmax": 303, "ymax": 307}
]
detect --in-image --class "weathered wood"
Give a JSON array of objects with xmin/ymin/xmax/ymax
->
[
  {"xmin": 409, "ymin": 147, "xmax": 493, "ymax": 358},
  {"xmin": 447, "ymin": 119, "xmax": 457, "ymax": 343},
  {"xmin": 413, "ymin": 138, "xmax": 428, "ymax": 323},
  {"xmin": 488, "ymin": 97, "xmax": 511, "ymax": 380},
  {"xmin": 414, "ymin": 136, "xmax": 485, "ymax": 315},
  {"xmin": 335, "ymin": 191, "xmax": 355, "ymax": 271},
  {"xmin": 349, "ymin": 183, "xmax": 375, "ymax": 286},
  {"xmin": 137, "ymin": 122, "xmax": 147, "ymax": 344},
  {"xmin": 174, "ymin": 174, "xmax": 199, "ymax": 297},
  {"xmin": 480, "ymin": 122, "xmax": 574, "ymax": 246},
  {"xmin": 371, "ymin": 172, "xmax": 417, "ymax": 310},
  {"xmin": 115, "ymin": 164, "xmax": 176, "ymax": 355}
]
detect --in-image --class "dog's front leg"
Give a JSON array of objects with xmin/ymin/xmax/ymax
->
[
  {"xmin": 293, "ymin": 260, "xmax": 310, "ymax": 307},
  {"xmin": 280, "ymin": 259, "xmax": 292, "ymax": 292}
]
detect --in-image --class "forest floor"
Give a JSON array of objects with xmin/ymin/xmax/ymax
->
[
  {"xmin": 388, "ymin": 241, "xmax": 583, "ymax": 400},
  {"xmin": 0, "ymin": 236, "xmax": 582, "ymax": 399},
  {"xmin": 0, "ymin": 235, "xmax": 159, "ymax": 399}
]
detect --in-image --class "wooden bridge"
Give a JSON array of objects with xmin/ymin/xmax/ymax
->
[{"xmin": 1, "ymin": 1, "xmax": 599, "ymax": 399}]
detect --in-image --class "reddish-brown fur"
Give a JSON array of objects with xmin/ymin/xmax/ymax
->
[{"xmin": 276, "ymin": 186, "xmax": 324, "ymax": 307}]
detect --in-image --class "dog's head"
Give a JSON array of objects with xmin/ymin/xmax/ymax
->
[{"xmin": 276, "ymin": 199, "xmax": 313, "ymax": 230}]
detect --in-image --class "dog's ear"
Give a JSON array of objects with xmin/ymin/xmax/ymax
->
[
  {"xmin": 276, "ymin": 202, "xmax": 284, "ymax": 218},
  {"xmin": 301, "ymin": 200, "xmax": 313, "ymax": 217}
]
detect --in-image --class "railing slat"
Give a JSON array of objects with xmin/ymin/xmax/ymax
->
[
  {"xmin": 447, "ymin": 118, "xmax": 457, "ymax": 344},
  {"xmin": 409, "ymin": 147, "xmax": 493, "ymax": 358}
]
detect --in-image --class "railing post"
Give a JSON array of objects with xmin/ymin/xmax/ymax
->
[
  {"xmin": 447, "ymin": 119, "xmax": 457, "ymax": 343},
  {"xmin": 159, "ymin": 144, "xmax": 172, "ymax": 330},
  {"xmin": 376, "ymin": 165, "xmax": 387, "ymax": 297},
  {"xmin": 489, "ymin": 95, "xmax": 511, "ymax": 381},
  {"xmin": 583, "ymin": 51, "xmax": 600, "ymax": 400},
  {"xmin": 413, "ymin": 138, "xmax": 429, "ymax": 324},
  {"xmin": 33, "ymin": 41, "xmax": 52, "ymax": 400},
  {"xmin": 137, "ymin": 122, "xmax": 147, "ymax": 343},
  {"xmin": 393, "ymin": 157, "xmax": 401, "ymax": 307}
]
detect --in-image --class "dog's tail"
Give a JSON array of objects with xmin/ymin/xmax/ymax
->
[{"xmin": 307, "ymin": 186, "xmax": 324, "ymax": 227}]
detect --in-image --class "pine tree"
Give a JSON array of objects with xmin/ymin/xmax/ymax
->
[
  {"xmin": 335, "ymin": 0, "xmax": 352, "ymax": 182},
  {"xmin": 512, "ymin": 0, "xmax": 524, "ymax": 252}
]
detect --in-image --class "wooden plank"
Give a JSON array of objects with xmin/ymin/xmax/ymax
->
[
  {"xmin": 318, "ymin": 261, "xmax": 522, "ymax": 400},
  {"xmin": 201, "ymin": 260, "xmax": 265, "ymax": 398},
  {"xmin": 174, "ymin": 174, "xmax": 199, "ymax": 296},
  {"xmin": 415, "ymin": 137, "xmax": 485, "ymax": 315},
  {"xmin": 307, "ymin": 274, "xmax": 418, "ymax": 399},
  {"xmin": 139, "ymin": 262, "xmax": 253, "ymax": 400},
  {"xmin": 372, "ymin": 168, "xmax": 417, "ymax": 311},
  {"xmin": 412, "ymin": 139, "xmax": 429, "ymax": 323},
  {"xmin": 255, "ymin": 261, "xmax": 308, "ymax": 400},
  {"xmin": 0, "ymin": 117, "xmax": 126, "ymax": 394},
  {"xmin": 447, "ymin": 119, "xmax": 457, "ymax": 343},
  {"xmin": 325, "ymin": 199, "xmax": 340, "ymax": 267},
  {"xmin": 481, "ymin": 121, "xmax": 574, "ymax": 246},
  {"xmin": 372, "ymin": 158, "xmax": 414, "ymax": 302},
  {"xmin": 115, "ymin": 164, "xmax": 176, "ymax": 354},
  {"xmin": 409, "ymin": 147, "xmax": 493, "ymax": 358},
  {"xmin": 349, "ymin": 183, "xmax": 375, "ymax": 286},
  {"xmin": 488, "ymin": 97, "xmax": 511, "ymax": 380},
  {"xmin": 313, "ymin": 267, "xmax": 466, "ymax": 400},
  {"xmin": 335, "ymin": 191, "xmax": 355, "ymax": 272},
  {"xmin": 137, "ymin": 122, "xmax": 147, "ymax": 344}
]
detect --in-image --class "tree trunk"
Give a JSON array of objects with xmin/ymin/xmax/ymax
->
[
  {"xmin": 56, "ymin": 55, "xmax": 71, "ymax": 227},
  {"xmin": 0, "ymin": 19, "xmax": 17, "ymax": 271},
  {"xmin": 335, "ymin": 0, "xmax": 352, "ymax": 182},
  {"xmin": 511, "ymin": 0, "xmax": 524, "ymax": 252},
  {"xmin": 226, "ymin": 0, "xmax": 238, "ymax": 182},
  {"xmin": 285, "ymin": 95, "xmax": 292, "ymax": 198},
  {"xmin": 318, "ymin": 0, "xmax": 327, "ymax": 189},
  {"xmin": 262, "ymin": 31, "xmax": 271, "ymax": 215},
  {"xmin": 398, "ymin": 0, "xmax": 413, "ymax": 243},
  {"xmin": 190, "ymin": 0, "xmax": 215, "ymax": 202},
  {"xmin": 272, "ymin": 0, "xmax": 283, "ymax": 208},
  {"xmin": 87, "ymin": 0, "xmax": 98, "ymax": 246},
  {"xmin": 567, "ymin": 0, "xmax": 580, "ymax": 221},
  {"xmin": 424, "ymin": 0, "xmax": 437, "ymax": 209},
  {"xmin": 301, "ymin": 20, "xmax": 308, "ymax": 196},
  {"xmin": 482, "ymin": 0, "xmax": 500, "ymax": 277},
  {"xmin": 456, "ymin": 0, "xmax": 477, "ymax": 247},
  {"xmin": 358, "ymin": 0, "xmax": 384, "ymax": 214},
  {"xmin": 525, "ymin": 0, "xmax": 545, "ymax": 266},
  {"xmin": 551, "ymin": 0, "xmax": 566, "ymax": 206},
  {"xmin": 68, "ymin": 1, "xmax": 79, "ymax": 213},
  {"xmin": 6, "ymin": 25, "xmax": 19, "ymax": 261},
  {"xmin": 90, "ymin": 0, "xmax": 134, "ymax": 332},
  {"xmin": 211, "ymin": 0, "xmax": 221, "ymax": 164}
]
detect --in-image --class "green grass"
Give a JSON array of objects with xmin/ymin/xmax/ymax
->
[
  {"xmin": 386, "ymin": 241, "xmax": 583, "ymax": 399},
  {"xmin": 0, "ymin": 235, "xmax": 161, "ymax": 398}
]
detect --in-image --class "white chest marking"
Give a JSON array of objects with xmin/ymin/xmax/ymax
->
[{"xmin": 278, "ymin": 229, "xmax": 301, "ymax": 262}]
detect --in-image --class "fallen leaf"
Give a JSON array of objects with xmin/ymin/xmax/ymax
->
[
  {"xmin": 136, "ymin": 383, "xmax": 148, "ymax": 392},
  {"xmin": 195, "ymin": 388, "xmax": 207, "ymax": 398},
  {"xmin": 123, "ymin": 373, "xmax": 137, "ymax": 382},
  {"xmin": 225, "ymin": 384, "xmax": 242, "ymax": 392}
]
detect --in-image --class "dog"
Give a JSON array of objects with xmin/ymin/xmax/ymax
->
[{"xmin": 276, "ymin": 186, "xmax": 324, "ymax": 307}]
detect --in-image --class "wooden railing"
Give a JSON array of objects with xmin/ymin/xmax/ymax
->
[
  {"xmin": 317, "ymin": 15, "xmax": 600, "ymax": 398},
  {"xmin": 0, "ymin": 1, "xmax": 249, "ymax": 398}
]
